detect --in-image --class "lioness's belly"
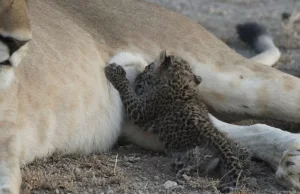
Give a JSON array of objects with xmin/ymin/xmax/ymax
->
[
  {"xmin": 14, "ymin": 23, "xmax": 124, "ymax": 164},
  {"xmin": 17, "ymin": 67, "xmax": 124, "ymax": 164}
]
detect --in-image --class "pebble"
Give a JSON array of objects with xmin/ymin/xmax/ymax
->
[
  {"xmin": 182, "ymin": 174, "xmax": 191, "ymax": 181},
  {"xmin": 135, "ymin": 177, "xmax": 141, "ymax": 182},
  {"xmin": 163, "ymin": 180, "xmax": 178, "ymax": 189},
  {"xmin": 106, "ymin": 189, "xmax": 114, "ymax": 194},
  {"xmin": 75, "ymin": 167, "xmax": 81, "ymax": 174},
  {"xmin": 154, "ymin": 176, "xmax": 160, "ymax": 181}
]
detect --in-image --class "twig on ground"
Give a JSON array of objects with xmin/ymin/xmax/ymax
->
[{"xmin": 114, "ymin": 153, "xmax": 119, "ymax": 176}]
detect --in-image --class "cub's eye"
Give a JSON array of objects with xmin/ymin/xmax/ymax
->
[
  {"xmin": 286, "ymin": 161, "xmax": 295, "ymax": 167},
  {"xmin": 194, "ymin": 75, "xmax": 202, "ymax": 85},
  {"xmin": 146, "ymin": 63, "xmax": 155, "ymax": 71}
]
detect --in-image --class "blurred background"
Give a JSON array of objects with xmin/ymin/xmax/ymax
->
[{"xmin": 146, "ymin": 0, "xmax": 300, "ymax": 69}]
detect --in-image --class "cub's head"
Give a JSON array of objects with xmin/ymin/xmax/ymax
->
[
  {"xmin": 134, "ymin": 62, "xmax": 156, "ymax": 95},
  {"xmin": 155, "ymin": 51, "xmax": 202, "ymax": 92},
  {"xmin": 276, "ymin": 144, "xmax": 300, "ymax": 190},
  {"xmin": 0, "ymin": 0, "xmax": 32, "ymax": 88},
  {"xmin": 134, "ymin": 51, "xmax": 202, "ymax": 96}
]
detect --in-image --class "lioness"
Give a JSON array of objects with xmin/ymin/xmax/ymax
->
[{"xmin": 1, "ymin": 0, "xmax": 300, "ymax": 193}]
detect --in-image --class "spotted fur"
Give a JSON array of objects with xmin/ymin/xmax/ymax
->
[{"xmin": 105, "ymin": 51, "xmax": 250, "ymax": 192}]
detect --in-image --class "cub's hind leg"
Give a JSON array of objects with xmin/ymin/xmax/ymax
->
[
  {"xmin": 197, "ymin": 120, "xmax": 249, "ymax": 192},
  {"xmin": 172, "ymin": 141, "xmax": 251, "ymax": 179},
  {"xmin": 151, "ymin": 112, "xmax": 249, "ymax": 192}
]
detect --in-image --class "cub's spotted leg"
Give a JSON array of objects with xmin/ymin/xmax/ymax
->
[
  {"xmin": 204, "ymin": 126, "xmax": 245, "ymax": 193},
  {"xmin": 169, "ymin": 115, "xmax": 247, "ymax": 192},
  {"xmin": 172, "ymin": 142, "xmax": 251, "ymax": 180},
  {"xmin": 231, "ymin": 142, "xmax": 252, "ymax": 170},
  {"xmin": 146, "ymin": 113, "xmax": 248, "ymax": 192},
  {"xmin": 105, "ymin": 63, "xmax": 153, "ymax": 126},
  {"xmin": 156, "ymin": 111, "xmax": 247, "ymax": 192},
  {"xmin": 193, "ymin": 125, "xmax": 247, "ymax": 192}
]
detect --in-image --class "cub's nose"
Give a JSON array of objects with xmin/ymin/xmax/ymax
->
[{"xmin": 0, "ymin": 35, "xmax": 29, "ymax": 55}]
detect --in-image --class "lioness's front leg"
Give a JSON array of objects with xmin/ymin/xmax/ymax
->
[{"xmin": 0, "ymin": 125, "xmax": 21, "ymax": 194}]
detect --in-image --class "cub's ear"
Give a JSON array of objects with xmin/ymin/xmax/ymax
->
[
  {"xmin": 158, "ymin": 50, "xmax": 167, "ymax": 64},
  {"xmin": 156, "ymin": 50, "xmax": 172, "ymax": 69},
  {"xmin": 194, "ymin": 75, "xmax": 202, "ymax": 85}
]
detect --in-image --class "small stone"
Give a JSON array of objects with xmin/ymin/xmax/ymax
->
[
  {"xmin": 135, "ymin": 177, "xmax": 141, "ymax": 182},
  {"xmin": 173, "ymin": 185, "xmax": 184, "ymax": 191},
  {"xmin": 123, "ymin": 162, "xmax": 132, "ymax": 167},
  {"xmin": 136, "ymin": 165, "xmax": 141, "ymax": 169},
  {"xmin": 247, "ymin": 177, "xmax": 258, "ymax": 186},
  {"xmin": 163, "ymin": 180, "xmax": 178, "ymax": 189},
  {"xmin": 124, "ymin": 156, "xmax": 140, "ymax": 163},
  {"xmin": 182, "ymin": 174, "xmax": 191, "ymax": 181},
  {"xmin": 106, "ymin": 189, "xmax": 114, "ymax": 194},
  {"xmin": 154, "ymin": 176, "xmax": 159, "ymax": 181},
  {"xmin": 75, "ymin": 167, "xmax": 81, "ymax": 174}
]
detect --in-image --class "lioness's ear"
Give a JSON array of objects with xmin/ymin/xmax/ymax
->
[{"xmin": 194, "ymin": 75, "xmax": 202, "ymax": 85}]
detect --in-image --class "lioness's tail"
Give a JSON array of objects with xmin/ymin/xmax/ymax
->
[{"xmin": 236, "ymin": 22, "xmax": 281, "ymax": 66}]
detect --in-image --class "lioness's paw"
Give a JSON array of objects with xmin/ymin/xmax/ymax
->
[
  {"xmin": 0, "ymin": 184, "xmax": 19, "ymax": 194},
  {"xmin": 105, "ymin": 63, "xmax": 126, "ymax": 86},
  {"xmin": 275, "ymin": 145, "xmax": 300, "ymax": 190},
  {"xmin": 0, "ymin": 189, "xmax": 15, "ymax": 194}
]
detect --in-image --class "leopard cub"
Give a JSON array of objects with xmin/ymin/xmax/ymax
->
[{"xmin": 105, "ymin": 51, "xmax": 250, "ymax": 193}]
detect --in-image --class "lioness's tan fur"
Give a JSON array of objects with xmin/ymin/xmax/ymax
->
[{"xmin": 0, "ymin": 0, "xmax": 300, "ymax": 193}]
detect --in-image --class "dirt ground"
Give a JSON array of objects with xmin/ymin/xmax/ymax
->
[{"xmin": 22, "ymin": 1, "xmax": 300, "ymax": 194}]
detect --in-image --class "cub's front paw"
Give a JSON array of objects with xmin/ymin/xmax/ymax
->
[{"xmin": 105, "ymin": 63, "xmax": 126, "ymax": 87}]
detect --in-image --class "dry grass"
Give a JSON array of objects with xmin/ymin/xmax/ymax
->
[
  {"xmin": 17, "ymin": 145, "xmax": 298, "ymax": 194},
  {"xmin": 21, "ymin": 153, "xmax": 127, "ymax": 194}
]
